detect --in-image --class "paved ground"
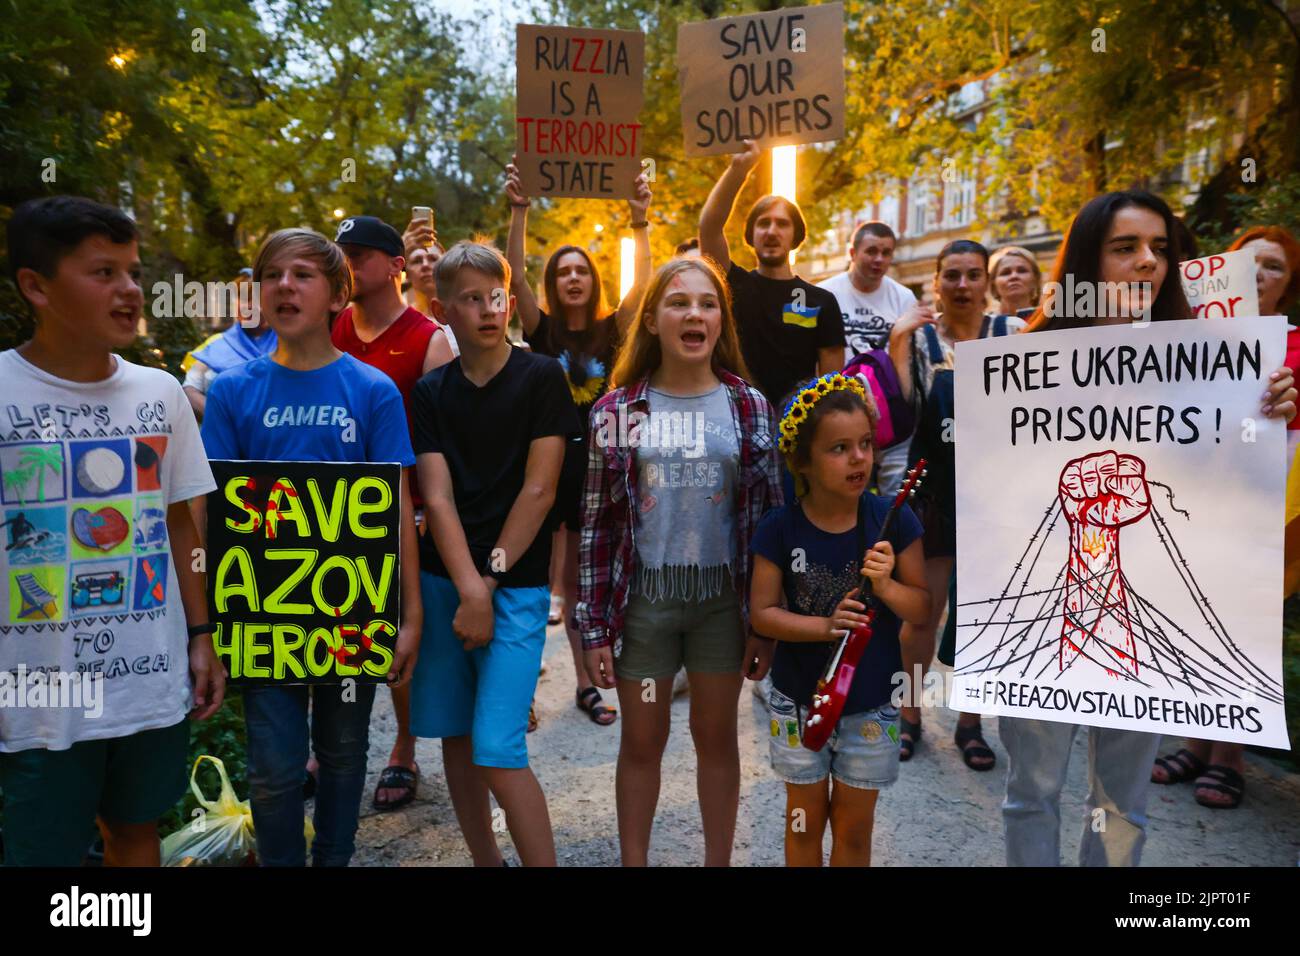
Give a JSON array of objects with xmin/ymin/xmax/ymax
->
[{"xmin": 353, "ymin": 622, "xmax": 1300, "ymax": 866}]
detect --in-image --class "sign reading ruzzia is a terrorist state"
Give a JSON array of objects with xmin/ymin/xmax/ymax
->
[
  {"xmin": 206, "ymin": 461, "xmax": 401, "ymax": 684},
  {"xmin": 515, "ymin": 24, "xmax": 645, "ymax": 198},
  {"xmin": 950, "ymin": 317, "xmax": 1290, "ymax": 748},
  {"xmin": 677, "ymin": 2, "xmax": 845, "ymax": 157}
]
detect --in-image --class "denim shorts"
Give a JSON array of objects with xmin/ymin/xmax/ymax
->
[{"xmin": 767, "ymin": 686, "xmax": 900, "ymax": 790}]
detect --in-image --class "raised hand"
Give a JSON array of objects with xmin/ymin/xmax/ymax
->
[
  {"xmin": 628, "ymin": 170, "xmax": 652, "ymax": 220},
  {"xmin": 401, "ymin": 217, "xmax": 436, "ymax": 259},
  {"xmin": 1058, "ymin": 450, "xmax": 1151, "ymax": 527},
  {"xmin": 505, "ymin": 154, "xmax": 530, "ymax": 207},
  {"xmin": 730, "ymin": 138, "xmax": 762, "ymax": 175},
  {"xmin": 889, "ymin": 302, "xmax": 937, "ymax": 346}
]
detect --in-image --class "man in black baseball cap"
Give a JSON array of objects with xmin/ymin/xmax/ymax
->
[{"xmin": 334, "ymin": 215, "xmax": 405, "ymax": 257}]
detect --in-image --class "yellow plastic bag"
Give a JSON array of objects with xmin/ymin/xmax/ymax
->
[{"xmin": 161, "ymin": 755, "xmax": 314, "ymax": 866}]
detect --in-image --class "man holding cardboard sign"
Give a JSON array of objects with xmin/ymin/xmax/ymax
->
[
  {"xmin": 515, "ymin": 24, "xmax": 645, "ymax": 199},
  {"xmin": 699, "ymin": 139, "xmax": 843, "ymax": 410},
  {"xmin": 677, "ymin": 2, "xmax": 845, "ymax": 158}
]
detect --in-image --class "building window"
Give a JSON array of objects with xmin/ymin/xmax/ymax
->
[{"xmin": 944, "ymin": 175, "xmax": 976, "ymax": 228}]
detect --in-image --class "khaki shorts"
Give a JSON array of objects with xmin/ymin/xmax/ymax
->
[{"xmin": 615, "ymin": 586, "xmax": 744, "ymax": 680}]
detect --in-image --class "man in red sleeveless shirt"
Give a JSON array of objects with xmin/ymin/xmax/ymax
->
[{"xmin": 333, "ymin": 214, "xmax": 454, "ymax": 811}]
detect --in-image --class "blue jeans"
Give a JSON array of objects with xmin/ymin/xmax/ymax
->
[
  {"xmin": 1001, "ymin": 716, "xmax": 1161, "ymax": 867},
  {"xmin": 243, "ymin": 682, "xmax": 377, "ymax": 867}
]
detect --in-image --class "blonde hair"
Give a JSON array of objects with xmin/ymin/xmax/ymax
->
[
  {"xmin": 253, "ymin": 228, "xmax": 353, "ymax": 313},
  {"xmin": 610, "ymin": 257, "xmax": 752, "ymax": 388},
  {"xmin": 988, "ymin": 245, "xmax": 1041, "ymax": 309},
  {"xmin": 434, "ymin": 238, "xmax": 510, "ymax": 303}
]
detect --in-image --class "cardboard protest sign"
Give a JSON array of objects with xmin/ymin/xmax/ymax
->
[
  {"xmin": 676, "ymin": 1, "xmax": 844, "ymax": 158},
  {"xmin": 515, "ymin": 24, "xmax": 645, "ymax": 199},
  {"xmin": 206, "ymin": 461, "xmax": 401, "ymax": 685},
  {"xmin": 950, "ymin": 317, "xmax": 1289, "ymax": 747},
  {"xmin": 1180, "ymin": 249, "xmax": 1261, "ymax": 319}
]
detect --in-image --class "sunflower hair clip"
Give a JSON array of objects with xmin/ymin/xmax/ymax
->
[{"xmin": 776, "ymin": 372, "xmax": 867, "ymax": 455}]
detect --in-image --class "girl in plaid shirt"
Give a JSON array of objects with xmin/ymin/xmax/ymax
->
[{"xmin": 577, "ymin": 257, "xmax": 783, "ymax": 866}]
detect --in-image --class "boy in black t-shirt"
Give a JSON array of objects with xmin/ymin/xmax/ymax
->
[
  {"xmin": 699, "ymin": 139, "xmax": 844, "ymax": 408},
  {"xmin": 409, "ymin": 240, "xmax": 576, "ymax": 867}
]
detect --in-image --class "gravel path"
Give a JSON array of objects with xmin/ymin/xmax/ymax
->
[{"xmin": 353, "ymin": 622, "xmax": 1300, "ymax": 866}]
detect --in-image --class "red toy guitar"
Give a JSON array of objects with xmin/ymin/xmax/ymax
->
[{"xmin": 802, "ymin": 460, "xmax": 927, "ymax": 752}]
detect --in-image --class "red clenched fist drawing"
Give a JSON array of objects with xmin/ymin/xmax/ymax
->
[
  {"xmin": 1058, "ymin": 451, "xmax": 1151, "ymax": 527},
  {"xmin": 1056, "ymin": 451, "xmax": 1149, "ymax": 676}
]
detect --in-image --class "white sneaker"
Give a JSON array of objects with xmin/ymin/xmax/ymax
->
[
  {"xmin": 548, "ymin": 594, "xmax": 564, "ymax": 627},
  {"xmin": 751, "ymin": 673, "xmax": 773, "ymax": 706}
]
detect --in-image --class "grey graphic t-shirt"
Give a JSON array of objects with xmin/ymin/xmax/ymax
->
[{"xmin": 633, "ymin": 385, "xmax": 739, "ymax": 601}]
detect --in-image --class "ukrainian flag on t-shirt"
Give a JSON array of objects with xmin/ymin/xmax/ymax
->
[{"xmin": 781, "ymin": 302, "xmax": 820, "ymax": 328}]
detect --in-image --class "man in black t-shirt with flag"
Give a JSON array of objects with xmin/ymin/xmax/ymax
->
[{"xmin": 699, "ymin": 139, "xmax": 845, "ymax": 409}]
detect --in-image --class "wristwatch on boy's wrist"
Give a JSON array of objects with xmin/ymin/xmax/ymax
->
[
  {"xmin": 187, "ymin": 622, "xmax": 217, "ymax": 639},
  {"xmin": 482, "ymin": 554, "xmax": 504, "ymax": 583}
]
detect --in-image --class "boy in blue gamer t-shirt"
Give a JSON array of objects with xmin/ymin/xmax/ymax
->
[{"xmin": 201, "ymin": 227, "xmax": 421, "ymax": 868}]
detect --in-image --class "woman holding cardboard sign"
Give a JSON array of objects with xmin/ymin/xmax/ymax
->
[
  {"xmin": 1009, "ymin": 191, "xmax": 1295, "ymax": 863},
  {"xmin": 504, "ymin": 157, "xmax": 653, "ymax": 729}
]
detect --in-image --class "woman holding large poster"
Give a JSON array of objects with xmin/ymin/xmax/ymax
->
[{"xmin": 1005, "ymin": 190, "xmax": 1296, "ymax": 866}]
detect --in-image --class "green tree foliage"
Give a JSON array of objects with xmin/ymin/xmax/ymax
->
[
  {"xmin": 525, "ymin": 0, "xmax": 1298, "ymax": 273},
  {"xmin": 0, "ymin": 0, "xmax": 520, "ymax": 366}
]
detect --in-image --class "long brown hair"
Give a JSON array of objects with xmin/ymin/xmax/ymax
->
[
  {"xmin": 1025, "ymin": 190, "xmax": 1191, "ymax": 332},
  {"xmin": 542, "ymin": 244, "xmax": 614, "ymax": 358},
  {"xmin": 610, "ymin": 257, "xmax": 752, "ymax": 388}
]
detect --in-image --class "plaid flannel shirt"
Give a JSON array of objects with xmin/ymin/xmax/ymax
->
[{"xmin": 575, "ymin": 371, "xmax": 784, "ymax": 650}]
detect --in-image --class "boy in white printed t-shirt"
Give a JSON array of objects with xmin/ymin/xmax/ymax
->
[
  {"xmin": 0, "ymin": 196, "xmax": 223, "ymax": 866},
  {"xmin": 816, "ymin": 221, "xmax": 917, "ymax": 497}
]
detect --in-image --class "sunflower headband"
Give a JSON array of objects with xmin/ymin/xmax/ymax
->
[{"xmin": 777, "ymin": 372, "xmax": 868, "ymax": 456}]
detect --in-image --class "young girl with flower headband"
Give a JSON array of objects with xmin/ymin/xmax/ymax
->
[
  {"xmin": 750, "ymin": 373, "xmax": 930, "ymax": 866},
  {"xmin": 576, "ymin": 256, "xmax": 783, "ymax": 866}
]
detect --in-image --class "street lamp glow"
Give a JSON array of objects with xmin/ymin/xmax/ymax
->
[
  {"xmin": 333, "ymin": 208, "xmax": 345, "ymax": 219},
  {"xmin": 594, "ymin": 223, "xmax": 604, "ymax": 233},
  {"xmin": 110, "ymin": 54, "xmax": 128, "ymax": 70},
  {"xmin": 772, "ymin": 146, "xmax": 797, "ymax": 264},
  {"xmin": 772, "ymin": 146, "xmax": 796, "ymax": 202},
  {"xmin": 619, "ymin": 237, "xmax": 635, "ymax": 301}
]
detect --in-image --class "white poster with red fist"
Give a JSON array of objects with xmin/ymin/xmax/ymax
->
[{"xmin": 949, "ymin": 316, "xmax": 1290, "ymax": 747}]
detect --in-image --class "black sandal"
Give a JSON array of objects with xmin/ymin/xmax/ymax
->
[
  {"xmin": 1151, "ymin": 747, "xmax": 1207, "ymax": 785},
  {"xmin": 899, "ymin": 716, "xmax": 922, "ymax": 761},
  {"xmin": 1194, "ymin": 765, "xmax": 1245, "ymax": 809},
  {"xmin": 576, "ymin": 686, "xmax": 617, "ymax": 726},
  {"xmin": 372, "ymin": 764, "xmax": 419, "ymax": 812},
  {"xmin": 954, "ymin": 721, "xmax": 996, "ymax": 771}
]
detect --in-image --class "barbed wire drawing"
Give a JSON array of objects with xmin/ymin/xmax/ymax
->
[{"xmin": 955, "ymin": 450, "xmax": 1283, "ymax": 707}]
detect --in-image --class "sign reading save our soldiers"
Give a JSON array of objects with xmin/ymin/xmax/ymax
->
[
  {"xmin": 515, "ymin": 24, "xmax": 645, "ymax": 199},
  {"xmin": 206, "ymin": 461, "xmax": 401, "ymax": 685},
  {"xmin": 677, "ymin": 2, "xmax": 845, "ymax": 158}
]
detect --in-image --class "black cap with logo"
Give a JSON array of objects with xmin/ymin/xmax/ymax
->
[{"xmin": 334, "ymin": 215, "xmax": 403, "ymax": 257}]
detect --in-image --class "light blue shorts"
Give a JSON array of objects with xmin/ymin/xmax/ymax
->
[
  {"xmin": 409, "ymin": 572, "xmax": 548, "ymax": 770},
  {"xmin": 767, "ymin": 686, "xmax": 901, "ymax": 790}
]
